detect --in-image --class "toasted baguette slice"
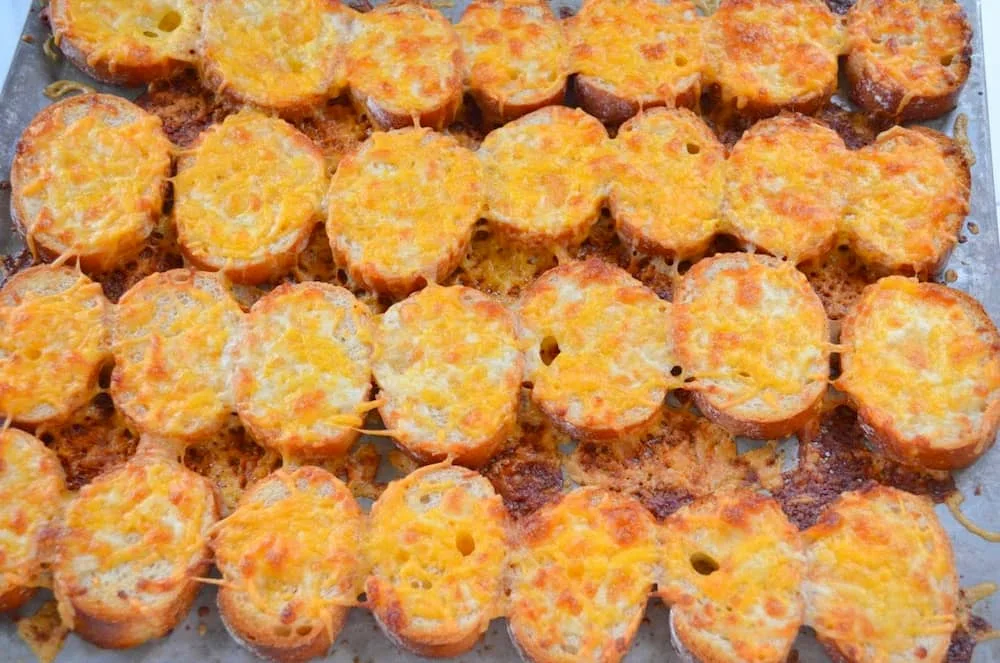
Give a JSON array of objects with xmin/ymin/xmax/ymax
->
[
  {"xmin": 49, "ymin": 0, "xmax": 199, "ymax": 85},
  {"xmin": 609, "ymin": 108, "xmax": 725, "ymax": 260},
  {"xmin": 836, "ymin": 277, "xmax": 1000, "ymax": 470},
  {"xmin": 366, "ymin": 464, "xmax": 507, "ymax": 657},
  {"xmin": 516, "ymin": 259, "xmax": 675, "ymax": 440},
  {"xmin": 0, "ymin": 265, "xmax": 110, "ymax": 426},
  {"xmin": 704, "ymin": 0, "xmax": 843, "ymax": 118},
  {"xmin": 347, "ymin": 1, "xmax": 463, "ymax": 130},
  {"xmin": 457, "ymin": 0, "xmax": 569, "ymax": 126},
  {"xmin": 111, "ymin": 269, "xmax": 243, "ymax": 442},
  {"xmin": 10, "ymin": 94, "xmax": 171, "ymax": 272},
  {"xmin": 326, "ymin": 128, "xmax": 482, "ymax": 298},
  {"xmin": 507, "ymin": 486, "xmax": 658, "ymax": 663},
  {"xmin": 844, "ymin": 126, "xmax": 970, "ymax": 277},
  {"xmin": 479, "ymin": 106, "xmax": 610, "ymax": 248},
  {"xmin": 209, "ymin": 467, "xmax": 365, "ymax": 663},
  {"xmin": 721, "ymin": 114, "xmax": 848, "ymax": 264},
  {"xmin": 674, "ymin": 253, "xmax": 830, "ymax": 440},
  {"xmin": 568, "ymin": 0, "xmax": 703, "ymax": 125},
  {"xmin": 173, "ymin": 111, "xmax": 327, "ymax": 284},
  {"xmin": 53, "ymin": 442, "xmax": 220, "ymax": 649},
  {"xmin": 0, "ymin": 428, "xmax": 67, "ymax": 612},
  {"xmin": 802, "ymin": 485, "xmax": 959, "ymax": 663},
  {"xmin": 846, "ymin": 0, "xmax": 971, "ymax": 122},
  {"xmin": 658, "ymin": 488, "xmax": 805, "ymax": 663}
]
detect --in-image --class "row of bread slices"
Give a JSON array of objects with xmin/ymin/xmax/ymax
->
[
  {"xmin": 2, "ymin": 251, "xmax": 997, "ymax": 473},
  {"xmin": 49, "ymin": 0, "xmax": 972, "ymax": 127},
  {"xmin": 0, "ymin": 430, "xmax": 963, "ymax": 663}
]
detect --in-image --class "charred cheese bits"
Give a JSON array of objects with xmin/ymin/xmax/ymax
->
[
  {"xmin": 10, "ymin": 94, "xmax": 171, "ymax": 272},
  {"xmin": 609, "ymin": 108, "xmax": 725, "ymax": 260},
  {"xmin": 200, "ymin": 0, "xmax": 352, "ymax": 113},
  {"xmin": 846, "ymin": 0, "xmax": 972, "ymax": 121},
  {"xmin": 658, "ymin": 489, "xmax": 805, "ymax": 663},
  {"xmin": 704, "ymin": 0, "xmax": 843, "ymax": 117},
  {"xmin": 836, "ymin": 277, "xmax": 1000, "ymax": 470},
  {"xmin": 234, "ymin": 282, "xmax": 374, "ymax": 460},
  {"xmin": 347, "ymin": 1, "xmax": 464, "ymax": 130},
  {"xmin": 326, "ymin": 128, "xmax": 483, "ymax": 298},
  {"xmin": 843, "ymin": 126, "xmax": 970, "ymax": 277},
  {"xmin": 568, "ymin": 0, "xmax": 704, "ymax": 125},
  {"xmin": 0, "ymin": 265, "xmax": 110, "ymax": 426},
  {"xmin": 209, "ymin": 467, "xmax": 365, "ymax": 662},
  {"xmin": 674, "ymin": 253, "xmax": 830, "ymax": 440},
  {"xmin": 173, "ymin": 111, "xmax": 327, "ymax": 284},
  {"xmin": 479, "ymin": 106, "xmax": 610, "ymax": 247},
  {"xmin": 722, "ymin": 114, "xmax": 849, "ymax": 264},
  {"xmin": 507, "ymin": 487, "xmax": 659, "ymax": 663},
  {"xmin": 111, "ymin": 269, "xmax": 243, "ymax": 442},
  {"xmin": 53, "ymin": 444, "xmax": 219, "ymax": 649},
  {"xmin": 366, "ymin": 464, "xmax": 507, "ymax": 657},
  {"xmin": 0, "ymin": 429, "xmax": 67, "ymax": 612},
  {"xmin": 373, "ymin": 285, "xmax": 522, "ymax": 468},
  {"xmin": 803, "ymin": 486, "xmax": 959, "ymax": 663},
  {"xmin": 49, "ymin": 0, "xmax": 198, "ymax": 85},
  {"xmin": 517, "ymin": 259, "xmax": 675, "ymax": 439}
]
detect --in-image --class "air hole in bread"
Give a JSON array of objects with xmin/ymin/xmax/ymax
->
[
  {"xmin": 456, "ymin": 531, "xmax": 476, "ymax": 556},
  {"xmin": 690, "ymin": 552, "xmax": 720, "ymax": 576},
  {"xmin": 296, "ymin": 625, "xmax": 313, "ymax": 636},
  {"xmin": 940, "ymin": 55, "xmax": 954, "ymax": 66},
  {"xmin": 686, "ymin": 143, "xmax": 700, "ymax": 155},
  {"xmin": 274, "ymin": 625, "xmax": 292, "ymax": 637},
  {"xmin": 474, "ymin": 229, "xmax": 491, "ymax": 242},
  {"xmin": 158, "ymin": 11, "xmax": 182, "ymax": 32},
  {"xmin": 142, "ymin": 31, "xmax": 159, "ymax": 38},
  {"xmin": 98, "ymin": 361, "xmax": 114, "ymax": 390},
  {"xmin": 540, "ymin": 336, "xmax": 561, "ymax": 366},
  {"xmin": 677, "ymin": 260, "xmax": 692, "ymax": 275},
  {"xmin": 356, "ymin": 592, "xmax": 367, "ymax": 603},
  {"xmin": 675, "ymin": 56, "xmax": 688, "ymax": 67},
  {"xmin": 671, "ymin": 365, "xmax": 683, "ymax": 377},
  {"xmin": 335, "ymin": 269, "xmax": 348, "ymax": 284}
]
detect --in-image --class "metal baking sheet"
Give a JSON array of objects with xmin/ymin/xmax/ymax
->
[{"xmin": 0, "ymin": 1, "xmax": 998, "ymax": 661}]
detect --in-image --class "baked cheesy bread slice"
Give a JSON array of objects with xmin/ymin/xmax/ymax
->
[
  {"xmin": 0, "ymin": 265, "xmax": 110, "ymax": 426},
  {"xmin": 568, "ymin": 0, "xmax": 703, "ymax": 125},
  {"xmin": 111, "ymin": 269, "xmax": 243, "ymax": 442},
  {"xmin": 173, "ymin": 110, "xmax": 327, "ymax": 284},
  {"xmin": 479, "ymin": 106, "xmax": 610, "ymax": 248},
  {"xmin": 836, "ymin": 277, "xmax": 1000, "ymax": 470},
  {"xmin": 347, "ymin": 1, "xmax": 464, "ymax": 130},
  {"xmin": 10, "ymin": 94, "xmax": 171, "ymax": 272},
  {"xmin": 674, "ymin": 253, "xmax": 830, "ymax": 440},
  {"xmin": 366, "ymin": 464, "xmax": 507, "ymax": 657},
  {"xmin": 0, "ymin": 428, "xmax": 67, "ymax": 612},
  {"xmin": 846, "ymin": 0, "xmax": 972, "ymax": 121},
  {"xmin": 234, "ymin": 282, "xmax": 374, "ymax": 460},
  {"xmin": 507, "ymin": 487, "xmax": 658, "ymax": 663},
  {"xmin": 516, "ymin": 259, "xmax": 675, "ymax": 440},
  {"xmin": 326, "ymin": 128, "xmax": 483, "ymax": 298},
  {"xmin": 209, "ymin": 466, "xmax": 365, "ymax": 663},
  {"xmin": 609, "ymin": 108, "xmax": 725, "ymax": 260},
  {"xmin": 803, "ymin": 485, "xmax": 959, "ymax": 663},
  {"xmin": 374, "ymin": 285, "xmax": 522, "ymax": 468},
  {"xmin": 658, "ymin": 488, "xmax": 805, "ymax": 663},
  {"xmin": 722, "ymin": 114, "xmax": 848, "ymax": 264},
  {"xmin": 53, "ymin": 442, "xmax": 220, "ymax": 649},
  {"xmin": 843, "ymin": 126, "xmax": 970, "ymax": 277}
]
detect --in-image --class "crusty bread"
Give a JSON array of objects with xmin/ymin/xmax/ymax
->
[
  {"xmin": 10, "ymin": 94, "xmax": 171, "ymax": 272},
  {"xmin": 0, "ymin": 428, "xmax": 67, "ymax": 612},
  {"xmin": 326, "ymin": 128, "xmax": 483, "ymax": 298},
  {"xmin": 346, "ymin": 1, "xmax": 464, "ymax": 130},
  {"xmin": 111, "ymin": 269, "xmax": 243, "ymax": 442},
  {"xmin": 209, "ymin": 466, "xmax": 365, "ymax": 663},
  {"xmin": 609, "ymin": 108, "xmax": 725, "ymax": 260},
  {"xmin": 507, "ymin": 486, "xmax": 658, "ymax": 663},
  {"xmin": 802, "ymin": 485, "xmax": 959, "ymax": 663},
  {"xmin": 173, "ymin": 110, "xmax": 328, "ymax": 284},
  {"xmin": 0, "ymin": 265, "xmax": 110, "ymax": 426},
  {"xmin": 658, "ymin": 488, "xmax": 805, "ymax": 663},
  {"xmin": 568, "ymin": 0, "xmax": 703, "ymax": 125},
  {"xmin": 516, "ymin": 259, "xmax": 675, "ymax": 440},
  {"xmin": 846, "ymin": 0, "xmax": 971, "ymax": 122},
  {"xmin": 366, "ymin": 463, "xmax": 507, "ymax": 657},
  {"xmin": 53, "ymin": 441, "xmax": 220, "ymax": 649},
  {"xmin": 49, "ymin": 0, "xmax": 199, "ymax": 85},
  {"xmin": 674, "ymin": 253, "xmax": 830, "ymax": 440},
  {"xmin": 836, "ymin": 276, "xmax": 1000, "ymax": 470}
]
